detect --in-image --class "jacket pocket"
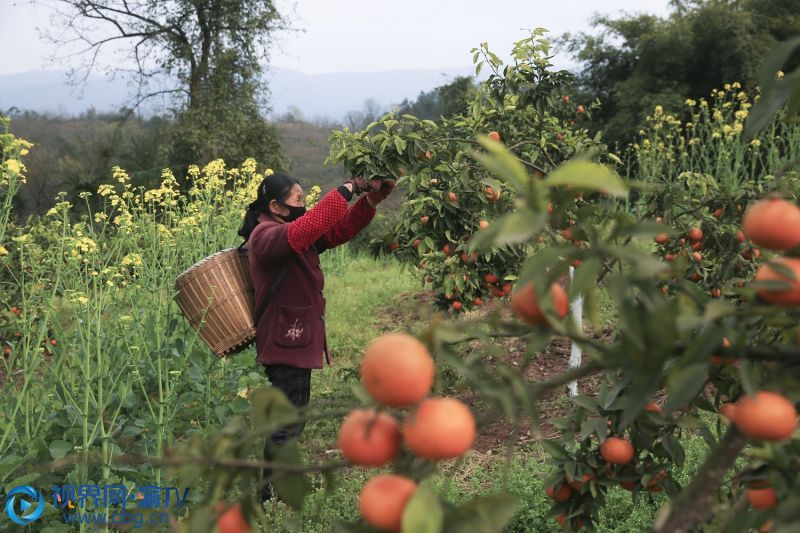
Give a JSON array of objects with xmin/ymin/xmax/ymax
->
[{"xmin": 272, "ymin": 305, "xmax": 313, "ymax": 348}]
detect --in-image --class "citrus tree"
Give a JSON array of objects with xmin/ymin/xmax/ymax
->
[
  {"xmin": 325, "ymin": 29, "xmax": 608, "ymax": 314},
  {"xmin": 307, "ymin": 34, "xmax": 800, "ymax": 533}
]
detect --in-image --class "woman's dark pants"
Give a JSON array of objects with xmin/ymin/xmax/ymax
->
[{"xmin": 261, "ymin": 364, "xmax": 312, "ymax": 502}]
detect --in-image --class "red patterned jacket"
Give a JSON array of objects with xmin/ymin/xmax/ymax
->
[{"xmin": 247, "ymin": 189, "xmax": 376, "ymax": 368}]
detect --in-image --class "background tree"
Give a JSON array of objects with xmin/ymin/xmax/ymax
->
[
  {"xmin": 396, "ymin": 75, "xmax": 478, "ymax": 120},
  {"xmin": 45, "ymin": 0, "xmax": 293, "ymax": 187},
  {"xmin": 559, "ymin": 0, "xmax": 800, "ymax": 147}
]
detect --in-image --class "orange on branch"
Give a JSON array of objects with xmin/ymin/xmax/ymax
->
[
  {"xmin": 359, "ymin": 475, "xmax": 417, "ymax": 533},
  {"xmin": 743, "ymin": 198, "xmax": 800, "ymax": 250},
  {"xmin": 402, "ymin": 397, "xmax": 476, "ymax": 459},
  {"xmin": 545, "ymin": 481, "xmax": 572, "ymax": 502},
  {"xmin": 510, "ymin": 282, "xmax": 569, "ymax": 325},
  {"xmin": 755, "ymin": 258, "xmax": 800, "ymax": 305},
  {"xmin": 360, "ymin": 333, "xmax": 435, "ymax": 407},
  {"xmin": 746, "ymin": 486, "xmax": 777, "ymax": 510},
  {"xmin": 215, "ymin": 502, "xmax": 250, "ymax": 533},
  {"xmin": 600, "ymin": 437, "xmax": 634, "ymax": 465},
  {"xmin": 337, "ymin": 409, "xmax": 400, "ymax": 466},
  {"xmin": 734, "ymin": 391, "xmax": 797, "ymax": 441}
]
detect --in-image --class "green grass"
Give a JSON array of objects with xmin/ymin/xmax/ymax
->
[{"xmin": 312, "ymin": 244, "xmax": 421, "ymax": 397}]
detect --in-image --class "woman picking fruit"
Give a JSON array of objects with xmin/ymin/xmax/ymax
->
[{"xmin": 237, "ymin": 172, "xmax": 395, "ymax": 502}]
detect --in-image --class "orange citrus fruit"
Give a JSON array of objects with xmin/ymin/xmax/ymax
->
[
  {"xmin": 743, "ymin": 198, "xmax": 800, "ymax": 250},
  {"xmin": 402, "ymin": 397, "xmax": 476, "ymax": 459},
  {"xmin": 510, "ymin": 282, "xmax": 569, "ymax": 325},
  {"xmin": 337, "ymin": 409, "xmax": 400, "ymax": 466},
  {"xmin": 359, "ymin": 474, "xmax": 417, "ymax": 532},
  {"xmin": 361, "ymin": 333, "xmax": 435, "ymax": 407},
  {"xmin": 734, "ymin": 391, "xmax": 797, "ymax": 441}
]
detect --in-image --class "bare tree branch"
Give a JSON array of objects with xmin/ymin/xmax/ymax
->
[{"xmin": 652, "ymin": 426, "xmax": 748, "ymax": 533}]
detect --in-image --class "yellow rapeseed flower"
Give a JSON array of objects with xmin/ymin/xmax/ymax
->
[
  {"xmin": 735, "ymin": 110, "xmax": 748, "ymax": 120},
  {"xmin": 66, "ymin": 290, "xmax": 89, "ymax": 305},
  {"xmin": 654, "ymin": 105, "xmax": 663, "ymax": 116},
  {"xmin": 112, "ymin": 166, "xmax": 130, "ymax": 184},
  {"xmin": 0, "ymin": 245, "xmax": 7, "ymax": 256},
  {"xmin": 685, "ymin": 99, "xmax": 696, "ymax": 107},
  {"xmin": 121, "ymin": 252, "xmax": 143, "ymax": 267},
  {"xmin": 241, "ymin": 158, "xmax": 258, "ymax": 174},
  {"xmin": 5, "ymin": 159, "xmax": 22, "ymax": 174},
  {"xmin": 776, "ymin": 70, "xmax": 785, "ymax": 80},
  {"xmin": 712, "ymin": 131, "xmax": 721, "ymax": 139},
  {"xmin": 750, "ymin": 139, "xmax": 762, "ymax": 147}
]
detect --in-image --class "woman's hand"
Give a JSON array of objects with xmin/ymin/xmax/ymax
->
[
  {"xmin": 367, "ymin": 179, "xmax": 396, "ymax": 206},
  {"xmin": 344, "ymin": 176, "xmax": 373, "ymax": 195}
]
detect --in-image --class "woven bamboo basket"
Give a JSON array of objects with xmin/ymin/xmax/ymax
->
[{"xmin": 173, "ymin": 246, "xmax": 256, "ymax": 357}]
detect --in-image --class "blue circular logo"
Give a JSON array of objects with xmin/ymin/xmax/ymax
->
[{"xmin": 5, "ymin": 485, "xmax": 44, "ymax": 525}]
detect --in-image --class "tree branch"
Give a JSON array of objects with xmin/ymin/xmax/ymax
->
[
  {"xmin": 652, "ymin": 425, "xmax": 747, "ymax": 533},
  {"xmin": 29, "ymin": 448, "xmax": 347, "ymax": 475}
]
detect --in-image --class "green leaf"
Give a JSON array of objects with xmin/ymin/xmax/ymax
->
[
  {"xmin": 745, "ymin": 35, "xmax": 800, "ymax": 138},
  {"xmin": 468, "ymin": 209, "xmax": 545, "ymax": 251},
  {"xmin": 661, "ymin": 434, "xmax": 686, "ymax": 467},
  {"xmin": 571, "ymin": 395, "xmax": 600, "ymax": 414},
  {"xmin": 48, "ymin": 440, "xmax": 72, "ymax": 460},
  {"xmin": 401, "ymin": 482, "xmax": 443, "ymax": 533},
  {"xmin": 544, "ymin": 160, "xmax": 628, "ymax": 197},
  {"xmin": 676, "ymin": 414, "xmax": 705, "ymax": 430},
  {"xmin": 473, "ymin": 137, "xmax": 528, "ymax": 191},
  {"xmin": 443, "ymin": 494, "xmax": 521, "ymax": 533},
  {"xmin": 494, "ymin": 209, "xmax": 546, "ymax": 246},
  {"xmin": 664, "ymin": 363, "xmax": 709, "ymax": 414},
  {"xmin": 569, "ymin": 258, "xmax": 603, "ymax": 299},
  {"xmin": 702, "ymin": 300, "xmax": 736, "ymax": 322},
  {"xmin": 250, "ymin": 385, "xmax": 297, "ymax": 431},
  {"xmin": 579, "ymin": 417, "xmax": 606, "ymax": 442},
  {"xmin": 270, "ymin": 441, "xmax": 311, "ymax": 511},
  {"xmin": 541, "ymin": 440, "xmax": 570, "ymax": 461}
]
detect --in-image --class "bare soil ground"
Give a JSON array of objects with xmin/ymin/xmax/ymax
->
[{"xmin": 373, "ymin": 289, "xmax": 606, "ymax": 453}]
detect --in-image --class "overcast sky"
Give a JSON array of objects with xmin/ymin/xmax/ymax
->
[{"xmin": 1, "ymin": 0, "xmax": 673, "ymax": 76}]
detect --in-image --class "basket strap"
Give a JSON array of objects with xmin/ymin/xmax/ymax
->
[{"xmin": 253, "ymin": 259, "xmax": 292, "ymax": 326}]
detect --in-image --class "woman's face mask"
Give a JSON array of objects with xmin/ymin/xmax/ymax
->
[{"xmin": 278, "ymin": 202, "xmax": 306, "ymax": 222}]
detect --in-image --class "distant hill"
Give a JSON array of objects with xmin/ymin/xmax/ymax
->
[
  {"xmin": 0, "ymin": 67, "xmax": 483, "ymax": 122},
  {"xmin": 275, "ymin": 119, "xmax": 345, "ymax": 190}
]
